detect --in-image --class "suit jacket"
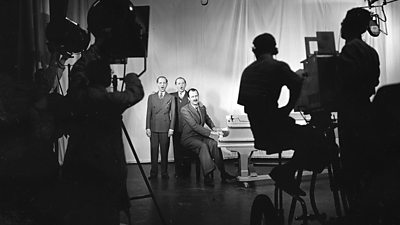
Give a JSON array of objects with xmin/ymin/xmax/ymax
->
[
  {"xmin": 146, "ymin": 92, "xmax": 176, "ymax": 132},
  {"xmin": 170, "ymin": 91, "xmax": 189, "ymax": 132},
  {"xmin": 180, "ymin": 103, "xmax": 215, "ymax": 142}
]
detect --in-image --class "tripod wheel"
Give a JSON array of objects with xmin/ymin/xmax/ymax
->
[{"xmin": 250, "ymin": 194, "xmax": 281, "ymax": 225}]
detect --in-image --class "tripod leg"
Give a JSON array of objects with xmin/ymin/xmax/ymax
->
[{"xmin": 121, "ymin": 122, "xmax": 168, "ymax": 225}]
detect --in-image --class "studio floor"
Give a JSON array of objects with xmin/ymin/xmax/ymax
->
[{"xmin": 123, "ymin": 160, "xmax": 341, "ymax": 225}]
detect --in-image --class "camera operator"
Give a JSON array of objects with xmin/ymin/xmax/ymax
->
[
  {"xmin": 67, "ymin": 35, "xmax": 110, "ymax": 95},
  {"xmin": 336, "ymin": 7, "xmax": 380, "ymax": 209},
  {"xmin": 0, "ymin": 46, "xmax": 69, "ymax": 223},
  {"xmin": 61, "ymin": 59, "xmax": 144, "ymax": 225},
  {"xmin": 238, "ymin": 33, "xmax": 332, "ymax": 196}
]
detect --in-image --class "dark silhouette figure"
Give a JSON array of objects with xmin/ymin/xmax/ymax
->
[
  {"xmin": 0, "ymin": 50, "xmax": 68, "ymax": 224},
  {"xmin": 336, "ymin": 7, "xmax": 380, "ymax": 209},
  {"xmin": 60, "ymin": 59, "xmax": 144, "ymax": 225},
  {"xmin": 238, "ymin": 33, "xmax": 332, "ymax": 196},
  {"xmin": 324, "ymin": 84, "xmax": 400, "ymax": 225}
]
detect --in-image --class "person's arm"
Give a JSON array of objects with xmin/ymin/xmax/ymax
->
[
  {"xmin": 203, "ymin": 106, "xmax": 216, "ymax": 129},
  {"xmin": 168, "ymin": 95, "xmax": 176, "ymax": 137},
  {"xmin": 181, "ymin": 106, "xmax": 212, "ymax": 137},
  {"xmin": 68, "ymin": 45, "xmax": 102, "ymax": 92},
  {"xmin": 201, "ymin": 105, "xmax": 223, "ymax": 138},
  {"xmin": 279, "ymin": 64, "xmax": 303, "ymax": 116},
  {"xmin": 146, "ymin": 95, "xmax": 152, "ymax": 137},
  {"xmin": 106, "ymin": 73, "xmax": 144, "ymax": 108}
]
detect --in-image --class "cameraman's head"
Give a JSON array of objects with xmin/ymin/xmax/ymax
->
[
  {"xmin": 341, "ymin": 7, "xmax": 371, "ymax": 41},
  {"xmin": 86, "ymin": 59, "xmax": 112, "ymax": 88},
  {"xmin": 252, "ymin": 33, "xmax": 279, "ymax": 60}
]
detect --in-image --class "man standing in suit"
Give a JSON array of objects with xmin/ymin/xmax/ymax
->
[
  {"xmin": 170, "ymin": 77, "xmax": 190, "ymax": 178},
  {"xmin": 146, "ymin": 76, "xmax": 176, "ymax": 179},
  {"xmin": 180, "ymin": 88, "xmax": 236, "ymax": 187}
]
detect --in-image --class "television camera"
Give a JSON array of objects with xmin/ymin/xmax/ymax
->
[
  {"xmin": 294, "ymin": 31, "xmax": 339, "ymax": 116},
  {"xmin": 45, "ymin": 0, "xmax": 147, "ymax": 62},
  {"xmin": 293, "ymin": 31, "xmax": 340, "ymax": 145}
]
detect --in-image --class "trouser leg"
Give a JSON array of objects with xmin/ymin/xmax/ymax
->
[
  {"xmin": 205, "ymin": 138, "xmax": 225, "ymax": 175},
  {"xmin": 173, "ymin": 132, "xmax": 183, "ymax": 176},
  {"xmin": 159, "ymin": 132, "xmax": 170, "ymax": 176},
  {"xmin": 197, "ymin": 142, "xmax": 215, "ymax": 175},
  {"xmin": 150, "ymin": 133, "xmax": 159, "ymax": 176},
  {"xmin": 182, "ymin": 137, "xmax": 217, "ymax": 176}
]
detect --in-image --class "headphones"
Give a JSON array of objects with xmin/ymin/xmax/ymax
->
[{"xmin": 252, "ymin": 45, "xmax": 278, "ymax": 56}]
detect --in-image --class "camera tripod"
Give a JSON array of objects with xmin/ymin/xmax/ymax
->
[
  {"xmin": 121, "ymin": 121, "xmax": 168, "ymax": 225},
  {"xmin": 112, "ymin": 63, "xmax": 167, "ymax": 225}
]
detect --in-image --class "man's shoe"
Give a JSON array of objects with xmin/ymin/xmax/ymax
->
[
  {"xmin": 270, "ymin": 166, "xmax": 306, "ymax": 197},
  {"xmin": 204, "ymin": 174, "xmax": 214, "ymax": 187},
  {"xmin": 221, "ymin": 172, "xmax": 237, "ymax": 183}
]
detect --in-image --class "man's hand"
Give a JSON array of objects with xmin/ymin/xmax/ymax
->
[
  {"xmin": 209, "ymin": 130, "xmax": 223, "ymax": 141},
  {"xmin": 212, "ymin": 127, "xmax": 224, "ymax": 136},
  {"xmin": 212, "ymin": 127, "xmax": 221, "ymax": 132},
  {"xmin": 146, "ymin": 129, "xmax": 151, "ymax": 138},
  {"xmin": 124, "ymin": 73, "xmax": 143, "ymax": 88},
  {"xmin": 295, "ymin": 69, "xmax": 307, "ymax": 79},
  {"xmin": 124, "ymin": 73, "xmax": 145, "ymax": 104},
  {"xmin": 168, "ymin": 129, "xmax": 174, "ymax": 137}
]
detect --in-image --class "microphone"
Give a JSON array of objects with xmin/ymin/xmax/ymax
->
[{"xmin": 368, "ymin": 15, "xmax": 380, "ymax": 37}]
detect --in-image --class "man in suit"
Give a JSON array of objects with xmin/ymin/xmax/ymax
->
[
  {"xmin": 170, "ymin": 77, "xmax": 191, "ymax": 178},
  {"xmin": 180, "ymin": 88, "xmax": 236, "ymax": 187},
  {"xmin": 146, "ymin": 76, "xmax": 176, "ymax": 179}
]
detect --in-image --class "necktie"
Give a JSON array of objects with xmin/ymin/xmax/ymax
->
[
  {"xmin": 196, "ymin": 107, "xmax": 202, "ymax": 123},
  {"xmin": 159, "ymin": 92, "xmax": 164, "ymax": 99}
]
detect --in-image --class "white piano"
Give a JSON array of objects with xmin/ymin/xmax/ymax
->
[
  {"xmin": 218, "ymin": 115, "xmax": 272, "ymax": 184},
  {"xmin": 219, "ymin": 114, "xmax": 327, "ymax": 187}
]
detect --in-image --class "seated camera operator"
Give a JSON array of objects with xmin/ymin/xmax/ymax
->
[
  {"xmin": 238, "ymin": 33, "xmax": 332, "ymax": 196},
  {"xmin": 61, "ymin": 59, "xmax": 144, "ymax": 224}
]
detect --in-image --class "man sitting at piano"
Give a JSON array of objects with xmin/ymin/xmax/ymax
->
[
  {"xmin": 180, "ymin": 88, "xmax": 236, "ymax": 187},
  {"xmin": 237, "ymin": 33, "xmax": 331, "ymax": 196}
]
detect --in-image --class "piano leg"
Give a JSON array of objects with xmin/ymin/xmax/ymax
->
[
  {"xmin": 238, "ymin": 148, "xmax": 254, "ymax": 177},
  {"xmin": 248, "ymin": 151, "xmax": 258, "ymax": 177},
  {"xmin": 233, "ymin": 148, "xmax": 270, "ymax": 185}
]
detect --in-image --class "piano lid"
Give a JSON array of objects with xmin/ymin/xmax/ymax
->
[{"xmin": 226, "ymin": 115, "xmax": 251, "ymax": 128}]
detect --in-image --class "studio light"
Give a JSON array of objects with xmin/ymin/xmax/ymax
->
[
  {"xmin": 45, "ymin": 17, "xmax": 90, "ymax": 54},
  {"xmin": 87, "ymin": 0, "xmax": 145, "ymax": 59}
]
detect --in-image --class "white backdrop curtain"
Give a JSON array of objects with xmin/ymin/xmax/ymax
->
[{"xmin": 45, "ymin": 0, "xmax": 400, "ymax": 163}]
